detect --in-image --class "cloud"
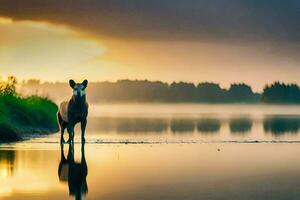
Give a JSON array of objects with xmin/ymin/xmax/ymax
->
[
  {"xmin": 0, "ymin": 0, "xmax": 299, "ymax": 43},
  {"xmin": 0, "ymin": 19, "xmax": 105, "ymax": 80}
]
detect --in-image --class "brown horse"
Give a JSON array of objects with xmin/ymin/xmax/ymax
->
[{"xmin": 58, "ymin": 80, "xmax": 88, "ymax": 143}]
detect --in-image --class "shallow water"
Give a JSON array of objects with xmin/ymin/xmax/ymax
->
[{"xmin": 3, "ymin": 104, "xmax": 300, "ymax": 200}]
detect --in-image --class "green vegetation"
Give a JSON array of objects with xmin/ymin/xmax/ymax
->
[{"xmin": 0, "ymin": 76, "xmax": 58, "ymax": 142}]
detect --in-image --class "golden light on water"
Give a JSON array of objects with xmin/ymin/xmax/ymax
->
[
  {"xmin": 0, "ymin": 168, "xmax": 8, "ymax": 179},
  {"xmin": 0, "ymin": 143, "xmax": 300, "ymax": 199},
  {"xmin": 0, "ymin": 150, "xmax": 63, "ymax": 198}
]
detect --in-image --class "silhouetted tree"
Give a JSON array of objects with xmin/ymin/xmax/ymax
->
[
  {"xmin": 168, "ymin": 82, "xmax": 196, "ymax": 102},
  {"xmin": 196, "ymin": 82, "xmax": 227, "ymax": 102},
  {"xmin": 262, "ymin": 82, "xmax": 300, "ymax": 103},
  {"xmin": 228, "ymin": 83, "xmax": 260, "ymax": 102}
]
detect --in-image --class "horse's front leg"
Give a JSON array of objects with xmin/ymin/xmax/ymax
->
[
  {"xmin": 81, "ymin": 118, "xmax": 87, "ymax": 143},
  {"xmin": 60, "ymin": 123, "xmax": 66, "ymax": 144},
  {"xmin": 67, "ymin": 123, "xmax": 75, "ymax": 143}
]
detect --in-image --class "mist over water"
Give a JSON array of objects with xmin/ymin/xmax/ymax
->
[
  {"xmin": 13, "ymin": 103, "xmax": 300, "ymax": 145},
  {"xmin": 66, "ymin": 104, "xmax": 300, "ymax": 143}
]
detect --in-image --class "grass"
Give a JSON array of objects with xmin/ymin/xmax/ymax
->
[{"xmin": 0, "ymin": 94, "xmax": 59, "ymax": 142}]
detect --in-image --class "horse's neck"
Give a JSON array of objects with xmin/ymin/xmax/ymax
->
[{"xmin": 70, "ymin": 95, "xmax": 87, "ymax": 110}]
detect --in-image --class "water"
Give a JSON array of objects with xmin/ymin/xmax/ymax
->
[{"xmin": 2, "ymin": 104, "xmax": 300, "ymax": 200}]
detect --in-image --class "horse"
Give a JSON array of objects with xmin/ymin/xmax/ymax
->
[{"xmin": 58, "ymin": 79, "xmax": 89, "ymax": 143}]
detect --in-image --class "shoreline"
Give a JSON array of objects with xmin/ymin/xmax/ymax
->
[{"xmin": 0, "ymin": 125, "xmax": 58, "ymax": 143}]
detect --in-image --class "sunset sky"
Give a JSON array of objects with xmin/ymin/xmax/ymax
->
[{"xmin": 0, "ymin": 0, "xmax": 300, "ymax": 91}]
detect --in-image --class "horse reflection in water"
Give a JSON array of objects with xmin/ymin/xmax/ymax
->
[{"xmin": 58, "ymin": 142, "xmax": 88, "ymax": 200}]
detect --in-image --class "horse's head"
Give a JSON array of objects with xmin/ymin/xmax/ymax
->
[{"xmin": 69, "ymin": 79, "xmax": 88, "ymax": 103}]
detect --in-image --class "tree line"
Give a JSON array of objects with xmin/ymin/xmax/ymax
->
[
  {"xmin": 19, "ymin": 79, "xmax": 300, "ymax": 104},
  {"xmin": 87, "ymin": 80, "xmax": 261, "ymax": 103}
]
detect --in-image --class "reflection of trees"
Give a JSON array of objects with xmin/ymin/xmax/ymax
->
[
  {"xmin": 88, "ymin": 117, "xmax": 168, "ymax": 134},
  {"xmin": 263, "ymin": 117, "xmax": 300, "ymax": 135},
  {"xmin": 197, "ymin": 119, "xmax": 221, "ymax": 133},
  {"xmin": 170, "ymin": 119, "xmax": 195, "ymax": 133},
  {"xmin": 229, "ymin": 118, "xmax": 252, "ymax": 134},
  {"xmin": 0, "ymin": 150, "xmax": 15, "ymax": 176}
]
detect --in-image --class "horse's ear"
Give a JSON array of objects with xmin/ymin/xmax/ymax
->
[
  {"xmin": 82, "ymin": 79, "xmax": 88, "ymax": 88},
  {"xmin": 69, "ymin": 80, "xmax": 76, "ymax": 88}
]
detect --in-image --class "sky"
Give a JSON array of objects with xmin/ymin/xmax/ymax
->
[{"xmin": 0, "ymin": 0, "xmax": 300, "ymax": 91}]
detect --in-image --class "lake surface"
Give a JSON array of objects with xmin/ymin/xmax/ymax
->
[{"xmin": 3, "ymin": 104, "xmax": 300, "ymax": 200}]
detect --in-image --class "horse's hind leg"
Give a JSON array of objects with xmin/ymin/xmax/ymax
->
[
  {"xmin": 58, "ymin": 113, "xmax": 67, "ymax": 143},
  {"xmin": 60, "ymin": 122, "xmax": 67, "ymax": 143}
]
